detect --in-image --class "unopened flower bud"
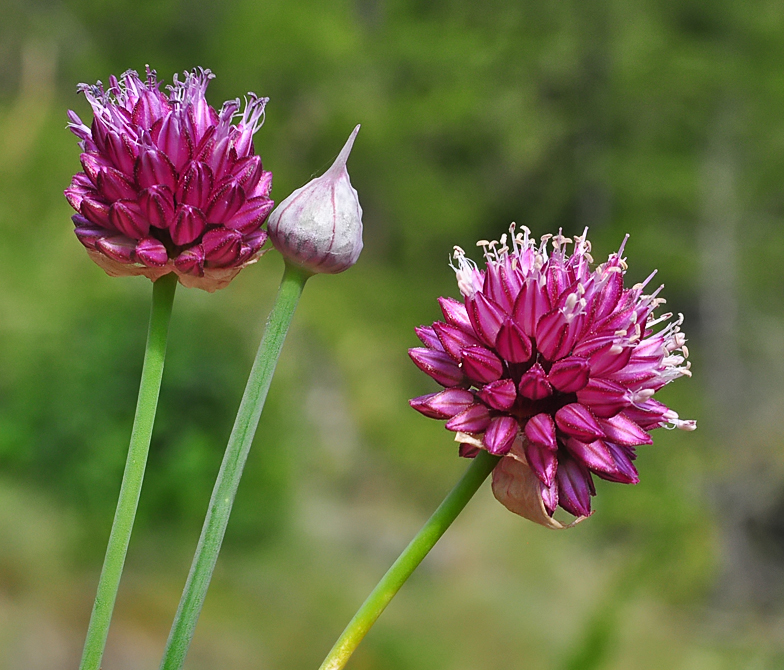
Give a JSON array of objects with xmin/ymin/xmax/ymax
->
[{"xmin": 268, "ymin": 126, "xmax": 363, "ymax": 274}]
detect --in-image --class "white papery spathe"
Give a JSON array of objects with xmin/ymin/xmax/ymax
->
[{"xmin": 268, "ymin": 126, "xmax": 363, "ymax": 274}]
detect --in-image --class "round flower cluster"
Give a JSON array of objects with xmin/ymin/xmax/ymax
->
[
  {"xmin": 409, "ymin": 226, "xmax": 694, "ymax": 525},
  {"xmin": 65, "ymin": 67, "xmax": 273, "ymax": 291}
]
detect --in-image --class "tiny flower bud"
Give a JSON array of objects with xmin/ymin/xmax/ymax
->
[{"xmin": 268, "ymin": 126, "xmax": 363, "ymax": 274}]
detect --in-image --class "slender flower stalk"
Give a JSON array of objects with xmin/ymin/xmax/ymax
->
[
  {"xmin": 159, "ymin": 127, "xmax": 363, "ymax": 669},
  {"xmin": 318, "ymin": 450, "xmax": 500, "ymax": 670},
  {"xmin": 159, "ymin": 262, "xmax": 309, "ymax": 670},
  {"xmin": 79, "ymin": 272, "xmax": 177, "ymax": 670}
]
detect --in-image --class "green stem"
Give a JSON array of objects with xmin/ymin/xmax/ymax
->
[
  {"xmin": 79, "ymin": 272, "xmax": 178, "ymax": 670},
  {"xmin": 160, "ymin": 262, "xmax": 310, "ymax": 670},
  {"xmin": 318, "ymin": 449, "xmax": 501, "ymax": 670}
]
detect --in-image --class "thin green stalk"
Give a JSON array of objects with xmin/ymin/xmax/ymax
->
[
  {"xmin": 160, "ymin": 262, "xmax": 310, "ymax": 670},
  {"xmin": 79, "ymin": 272, "xmax": 178, "ymax": 670},
  {"xmin": 318, "ymin": 449, "xmax": 501, "ymax": 670}
]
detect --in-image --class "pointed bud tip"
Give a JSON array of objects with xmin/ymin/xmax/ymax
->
[{"xmin": 326, "ymin": 124, "xmax": 361, "ymax": 176}]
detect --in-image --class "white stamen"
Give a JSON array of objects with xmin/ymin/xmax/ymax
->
[{"xmin": 633, "ymin": 388, "xmax": 655, "ymax": 403}]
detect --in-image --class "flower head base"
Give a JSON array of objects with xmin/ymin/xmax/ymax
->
[
  {"xmin": 65, "ymin": 67, "xmax": 273, "ymax": 291},
  {"xmin": 409, "ymin": 225, "xmax": 695, "ymax": 527},
  {"xmin": 267, "ymin": 126, "xmax": 363, "ymax": 274}
]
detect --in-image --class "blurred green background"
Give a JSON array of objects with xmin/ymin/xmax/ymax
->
[{"xmin": 1, "ymin": 0, "xmax": 782, "ymax": 667}]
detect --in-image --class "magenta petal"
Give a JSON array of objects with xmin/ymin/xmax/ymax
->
[
  {"xmin": 588, "ymin": 341, "xmax": 633, "ymax": 377},
  {"xmin": 81, "ymin": 152, "xmax": 110, "ymax": 186},
  {"xmin": 97, "ymin": 167, "xmax": 137, "ymax": 201},
  {"xmin": 606, "ymin": 362, "xmax": 658, "ymax": 387},
  {"xmin": 548, "ymin": 356, "xmax": 590, "ymax": 393},
  {"xmin": 556, "ymin": 457, "xmax": 594, "ymax": 517},
  {"xmin": 597, "ymin": 413, "xmax": 653, "ymax": 447},
  {"xmin": 109, "ymin": 200, "xmax": 149, "ymax": 239},
  {"xmin": 104, "ymin": 131, "xmax": 137, "ymax": 176},
  {"xmin": 572, "ymin": 334, "xmax": 616, "ymax": 358},
  {"xmin": 594, "ymin": 442, "xmax": 640, "ymax": 484},
  {"xmin": 408, "ymin": 348, "xmax": 466, "ymax": 387},
  {"xmin": 74, "ymin": 222, "xmax": 107, "ymax": 250},
  {"xmin": 174, "ymin": 244, "xmax": 205, "ymax": 277},
  {"xmin": 535, "ymin": 309, "xmax": 568, "ymax": 361},
  {"xmin": 225, "ymin": 196, "xmax": 274, "ymax": 234},
  {"xmin": 156, "ymin": 114, "xmax": 193, "ymax": 171},
  {"xmin": 96, "ymin": 235, "xmax": 136, "ymax": 263},
  {"xmin": 176, "ymin": 161, "xmax": 214, "ymax": 209},
  {"xmin": 139, "ymin": 185, "xmax": 176, "ymax": 229},
  {"xmin": 483, "ymin": 264, "xmax": 514, "ymax": 313},
  {"xmin": 135, "ymin": 237, "xmax": 169, "ymax": 267},
  {"xmin": 438, "ymin": 296, "xmax": 473, "ymax": 333},
  {"xmin": 518, "ymin": 363, "xmax": 552, "ymax": 400},
  {"xmin": 576, "ymin": 378, "xmax": 632, "ymax": 418},
  {"xmin": 410, "ymin": 388, "xmax": 475, "ymax": 419},
  {"xmin": 495, "ymin": 319, "xmax": 532, "ymax": 363},
  {"xmin": 621, "ymin": 398, "xmax": 669, "ymax": 430},
  {"xmin": 202, "ymin": 227, "xmax": 242, "ymax": 266},
  {"xmin": 590, "ymin": 270, "xmax": 623, "ymax": 322},
  {"xmin": 242, "ymin": 228, "xmax": 267, "ymax": 254},
  {"xmin": 477, "ymin": 378, "xmax": 517, "ymax": 411},
  {"xmin": 415, "ymin": 326, "xmax": 444, "ymax": 350},
  {"xmin": 484, "ymin": 416, "xmax": 519, "ymax": 455},
  {"xmin": 445, "ymin": 404, "xmax": 491, "ymax": 433},
  {"xmin": 545, "ymin": 262, "xmax": 568, "ymax": 305},
  {"xmin": 90, "ymin": 116, "xmax": 109, "ymax": 153},
  {"xmin": 64, "ymin": 177, "xmax": 94, "ymax": 212},
  {"xmin": 523, "ymin": 441, "xmax": 558, "ymax": 486},
  {"xmin": 67, "ymin": 110, "xmax": 90, "ymax": 141},
  {"xmin": 170, "ymin": 204, "xmax": 206, "ymax": 246},
  {"xmin": 555, "ymin": 403, "xmax": 605, "ymax": 442},
  {"xmin": 132, "ymin": 89, "xmax": 171, "ymax": 128},
  {"xmin": 414, "ymin": 326, "xmax": 444, "ymax": 351},
  {"xmin": 554, "ymin": 312, "xmax": 587, "ymax": 361},
  {"xmin": 513, "ymin": 277, "xmax": 549, "ymax": 337},
  {"xmin": 433, "ymin": 321, "xmax": 482, "ymax": 360},
  {"xmin": 187, "ymin": 97, "xmax": 219, "ymax": 143},
  {"xmin": 409, "ymin": 393, "xmax": 443, "ymax": 419},
  {"xmin": 231, "ymin": 155, "xmax": 263, "ymax": 190},
  {"xmin": 459, "ymin": 443, "xmax": 480, "ymax": 458},
  {"xmin": 205, "ymin": 180, "xmax": 246, "ymax": 223},
  {"xmin": 467, "ymin": 292, "xmax": 506, "ymax": 347},
  {"xmin": 541, "ymin": 479, "xmax": 559, "ymax": 516},
  {"xmin": 596, "ymin": 304, "xmax": 637, "ymax": 335},
  {"xmin": 200, "ymin": 133, "xmax": 230, "ymax": 174},
  {"xmin": 524, "ymin": 412, "xmax": 557, "ymax": 450},
  {"xmin": 80, "ymin": 196, "xmax": 112, "ymax": 228},
  {"xmin": 629, "ymin": 336, "xmax": 666, "ymax": 363},
  {"xmin": 564, "ymin": 437, "xmax": 617, "ymax": 476},
  {"xmin": 135, "ymin": 148, "xmax": 177, "ymax": 191},
  {"xmin": 461, "ymin": 345, "xmax": 504, "ymax": 384},
  {"xmin": 251, "ymin": 170, "xmax": 273, "ymax": 198}
]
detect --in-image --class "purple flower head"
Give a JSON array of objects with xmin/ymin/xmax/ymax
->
[
  {"xmin": 64, "ymin": 66, "xmax": 273, "ymax": 291},
  {"xmin": 267, "ymin": 126, "xmax": 363, "ymax": 274},
  {"xmin": 409, "ymin": 225, "xmax": 695, "ymax": 528}
]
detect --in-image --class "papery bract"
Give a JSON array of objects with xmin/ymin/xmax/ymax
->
[
  {"xmin": 409, "ymin": 226, "xmax": 695, "ymax": 525},
  {"xmin": 65, "ymin": 66, "xmax": 273, "ymax": 291},
  {"xmin": 267, "ymin": 126, "xmax": 363, "ymax": 274}
]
